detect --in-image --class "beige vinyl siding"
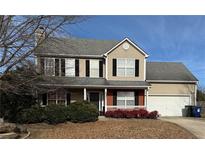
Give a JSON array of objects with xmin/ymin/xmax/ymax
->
[
  {"xmin": 79, "ymin": 59, "xmax": 86, "ymax": 77},
  {"xmin": 107, "ymin": 40, "xmax": 145, "ymax": 81},
  {"xmin": 148, "ymin": 83, "xmax": 196, "ymax": 104}
]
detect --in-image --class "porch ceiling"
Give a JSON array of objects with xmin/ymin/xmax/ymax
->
[{"xmin": 37, "ymin": 76, "xmax": 150, "ymax": 89}]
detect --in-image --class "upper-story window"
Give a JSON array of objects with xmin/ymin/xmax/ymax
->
[
  {"xmin": 117, "ymin": 58, "xmax": 135, "ymax": 77},
  {"xmin": 45, "ymin": 58, "xmax": 55, "ymax": 76},
  {"xmin": 90, "ymin": 60, "xmax": 99, "ymax": 77},
  {"xmin": 65, "ymin": 58, "xmax": 75, "ymax": 76}
]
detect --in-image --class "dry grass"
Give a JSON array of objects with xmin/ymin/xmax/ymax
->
[{"xmin": 26, "ymin": 119, "xmax": 196, "ymax": 139}]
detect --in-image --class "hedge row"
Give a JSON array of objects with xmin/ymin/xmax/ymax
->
[
  {"xmin": 16, "ymin": 101, "xmax": 99, "ymax": 124},
  {"xmin": 105, "ymin": 109, "xmax": 159, "ymax": 119}
]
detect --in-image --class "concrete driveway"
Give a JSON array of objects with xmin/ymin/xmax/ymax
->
[{"xmin": 161, "ymin": 117, "xmax": 205, "ymax": 139}]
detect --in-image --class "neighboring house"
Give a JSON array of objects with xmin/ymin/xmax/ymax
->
[{"xmin": 34, "ymin": 33, "xmax": 198, "ymax": 116}]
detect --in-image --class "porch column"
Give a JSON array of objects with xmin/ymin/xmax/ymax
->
[
  {"xmin": 83, "ymin": 88, "xmax": 87, "ymax": 101},
  {"xmin": 104, "ymin": 88, "xmax": 107, "ymax": 112},
  {"xmin": 145, "ymin": 88, "xmax": 149, "ymax": 108}
]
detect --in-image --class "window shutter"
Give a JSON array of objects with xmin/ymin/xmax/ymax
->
[
  {"xmin": 113, "ymin": 91, "xmax": 117, "ymax": 106},
  {"xmin": 135, "ymin": 59, "xmax": 139, "ymax": 77},
  {"xmin": 135, "ymin": 91, "xmax": 139, "ymax": 106},
  {"xmin": 75, "ymin": 59, "xmax": 79, "ymax": 76},
  {"xmin": 40, "ymin": 58, "xmax": 44, "ymax": 74},
  {"xmin": 66, "ymin": 93, "xmax": 71, "ymax": 105},
  {"xmin": 61, "ymin": 59, "xmax": 65, "ymax": 76},
  {"xmin": 42, "ymin": 93, "xmax": 47, "ymax": 106},
  {"xmin": 55, "ymin": 59, "xmax": 60, "ymax": 76},
  {"xmin": 99, "ymin": 60, "xmax": 103, "ymax": 77},
  {"xmin": 112, "ymin": 59, "xmax": 117, "ymax": 76},
  {"xmin": 86, "ymin": 60, "xmax": 90, "ymax": 77}
]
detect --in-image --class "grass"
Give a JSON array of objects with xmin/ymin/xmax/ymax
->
[{"xmin": 26, "ymin": 119, "xmax": 196, "ymax": 139}]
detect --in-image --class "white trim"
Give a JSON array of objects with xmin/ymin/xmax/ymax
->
[
  {"xmin": 147, "ymin": 80, "xmax": 198, "ymax": 83},
  {"xmin": 144, "ymin": 58, "xmax": 146, "ymax": 81},
  {"xmin": 107, "ymin": 105, "xmax": 145, "ymax": 108},
  {"xmin": 105, "ymin": 57, "xmax": 108, "ymax": 79},
  {"xmin": 103, "ymin": 38, "xmax": 149, "ymax": 57},
  {"xmin": 104, "ymin": 88, "xmax": 107, "ymax": 112},
  {"xmin": 35, "ymin": 53, "xmax": 103, "ymax": 58},
  {"xmin": 195, "ymin": 84, "xmax": 197, "ymax": 106},
  {"xmin": 39, "ymin": 84, "xmax": 151, "ymax": 88},
  {"xmin": 148, "ymin": 93, "xmax": 192, "ymax": 97},
  {"xmin": 83, "ymin": 88, "xmax": 87, "ymax": 101}
]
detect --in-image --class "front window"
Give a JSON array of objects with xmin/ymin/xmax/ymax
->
[
  {"xmin": 65, "ymin": 58, "xmax": 75, "ymax": 76},
  {"xmin": 45, "ymin": 58, "xmax": 55, "ymax": 76},
  {"xmin": 47, "ymin": 90, "xmax": 66, "ymax": 105},
  {"xmin": 117, "ymin": 58, "xmax": 135, "ymax": 77},
  {"xmin": 90, "ymin": 60, "xmax": 99, "ymax": 77},
  {"xmin": 117, "ymin": 91, "xmax": 135, "ymax": 107}
]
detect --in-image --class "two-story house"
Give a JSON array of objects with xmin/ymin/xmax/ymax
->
[{"xmin": 34, "ymin": 31, "xmax": 198, "ymax": 116}]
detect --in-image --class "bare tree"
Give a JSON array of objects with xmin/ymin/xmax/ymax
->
[
  {"xmin": 0, "ymin": 15, "xmax": 83, "ymax": 77},
  {"xmin": 0, "ymin": 15, "xmax": 85, "ymax": 94}
]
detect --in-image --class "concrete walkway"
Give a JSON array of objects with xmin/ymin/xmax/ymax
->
[{"xmin": 161, "ymin": 117, "xmax": 205, "ymax": 139}]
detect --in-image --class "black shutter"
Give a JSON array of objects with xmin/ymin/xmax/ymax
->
[
  {"xmin": 66, "ymin": 93, "xmax": 71, "ymax": 105},
  {"xmin": 40, "ymin": 58, "xmax": 44, "ymax": 74},
  {"xmin": 112, "ymin": 59, "xmax": 117, "ymax": 76},
  {"xmin": 42, "ymin": 93, "xmax": 47, "ymax": 106},
  {"xmin": 135, "ymin": 59, "xmax": 139, "ymax": 77},
  {"xmin": 99, "ymin": 60, "xmax": 103, "ymax": 77},
  {"xmin": 113, "ymin": 91, "xmax": 117, "ymax": 106},
  {"xmin": 86, "ymin": 60, "xmax": 90, "ymax": 77},
  {"xmin": 61, "ymin": 59, "xmax": 65, "ymax": 76},
  {"xmin": 75, "ymin": 59, "xmax": 79, "ymax": 76},
  {"xmin": 135, "ymin": 91, "xmax": 139, "ymax": 106},
  {"xmin": 55, "ymin": 59, "xmax": 59, "ymax": 76}
]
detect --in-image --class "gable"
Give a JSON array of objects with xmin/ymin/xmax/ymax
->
[{"xmin": 104, "ymin": 38, "xmax": 149, "ymax": 58}]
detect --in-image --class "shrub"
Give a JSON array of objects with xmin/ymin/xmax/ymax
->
[
  {"xmin": 105, "ymin": 110, "xmax": 114, "ymax": 117},
  {"xmin": 148, "ymin": 111, "xmax": 159, "ymax": 119},
  {"xmin": 138, "ymin": 109, "xmax": 149, "ymax": 118},
  {"xmin": 44, "ymin": 104, "xmax": 70, "ymax": 124},
  {"xmin": 68, "ymin": 101, "xmax": 99, "ymax": 123},
  {"xmin": 112, "ymin": 109, "xmax": 125, "ymax": 118},
  {"xmin": 16, "ymin": 104, "xmax": 70, "ymax": 124},
  {"xmin": 105, "ymin": 109, "xmax": 158, "ymax": 119},
  {"xmin": 16, "ymin": 105, "xmax": 45, "ymax": 124}
]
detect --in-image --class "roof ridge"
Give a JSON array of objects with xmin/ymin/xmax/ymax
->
[{"xmin": 49, "ymin": 36, "xmax": 119, "ymax": 42}]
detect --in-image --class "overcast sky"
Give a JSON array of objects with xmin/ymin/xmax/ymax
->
[{"xmin": 67, "ymin": 16, "xmax": 205, "ymax": 87}]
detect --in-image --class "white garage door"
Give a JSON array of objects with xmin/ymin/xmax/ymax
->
[{"xmin": 147, "ymin": 95, "xmax": 190, "ymax": 116}]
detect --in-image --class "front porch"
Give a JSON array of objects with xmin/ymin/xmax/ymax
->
[{"xmin": 39, "ymin": 87, "xmax": 149, "ymax": 114}]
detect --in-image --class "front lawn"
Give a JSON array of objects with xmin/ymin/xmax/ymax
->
[{"xmin": 26, "ymin": 119, "xmax": 196, "ymax": 139}]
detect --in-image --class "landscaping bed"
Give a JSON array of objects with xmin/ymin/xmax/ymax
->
[{"xmin": 26, "ymin": 119, "xmax": 196, "ymax": 139}]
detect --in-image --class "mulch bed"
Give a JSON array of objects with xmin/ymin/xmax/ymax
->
[{"xmin": 26, "ymin": 119, "xmax": 196, "ymax": 139}]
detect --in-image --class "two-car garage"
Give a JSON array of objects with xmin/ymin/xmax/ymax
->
[{"xmin": 147, "ymin": 95, "xmax": 191, "ymax": 116}]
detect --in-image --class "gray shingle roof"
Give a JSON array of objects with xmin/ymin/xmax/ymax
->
[
  {"xmin": 38, "ymin": 76, "xmax": 150, "ymax": 88},
  {"xmin": 35, "ymin": 38, "xmax": 118, "ymax": 57},
  {"xmin": 146, "ymin": 62, "xmax": 198, "ymax": 81}
]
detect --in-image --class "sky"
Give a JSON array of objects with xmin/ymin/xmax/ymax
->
[{"xmin": 66, "ymin": 16, "xmax": 205, "ymax": 87}]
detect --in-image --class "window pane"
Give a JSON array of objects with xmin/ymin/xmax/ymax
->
[
  {"xmin": 48, "ymin": 91, "xmax": 56, "ymax": 100},
  {"xmin": 90, "ymin": 60, "xmax": 99, "ymax": 77},
  {"xmin": 126, "ymin": 100, "xmax": 135, "ymax": 106},
  {"xmin": 126, "ymin": 68, "xmax": 135, "ymax": 76},
  {"xmin": 126, "ymin": 59, "xmax": 135, "ymax": 67},
  {"xmin": 117, "ymin": 68, "xmax": 125, "ymax": 76},
  {"xmin": 65, "ymin": 59, "xmax": 75, "ymax": 76},
  {"xmin": 90, "ymin": 60, "xmax": 99, "ymax": 69},
  {"xmin": 57, "ymin": 90, "xmax": 66, "ymax": 100},
  {"xmin": 117, "ymin": 59, "xmax": 125, "ymax": 67},
  {"xmin": 117, "ymin": 100, "xmax": 125, "ymax": 106},
  {"xmin": 45, "ymin": 58, "xmax": 55, "ymax": 76}
]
